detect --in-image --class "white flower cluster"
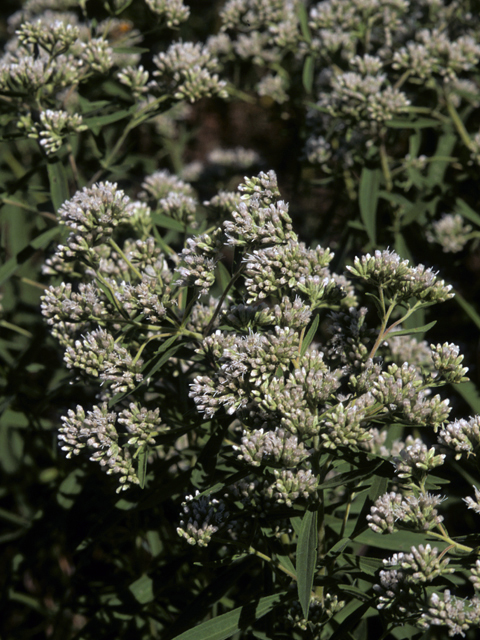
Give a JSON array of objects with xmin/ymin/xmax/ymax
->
[{"xmin": 39, "ymin": 168, "xmax": 480, "ymax": 638}]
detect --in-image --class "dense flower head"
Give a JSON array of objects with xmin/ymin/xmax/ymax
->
[
  {"xmin": 140, "ymin": 169, "xmax": 195, "ymax": 201},
  {"xmin": 346, "ymin": 249, "xmax": 454, "ymax": 303},
  {"xmin": 151, "ymin": 40, "xmax": 228, "ymax": 102},
  {"xmin": 16, "ymin": 17, "xmax": 79, "ymax": 53},
  {"xmin": 426, "ymin": 214, "xmax": 473, "ymax": 253},
  {"xmin": 393, "ymin": 436, "xmax": 445, "ymax": 480},
  {"xmin": 419, "ymin": 591, "xmax": 480, "ymax": 638},
  {"xmin": 57, "ymin": 182, "xmax": 131, "ymax": 236},
  {"xmin": 177, "ymin": 491, "xmax": 229, "ymax": 547},
  {"xmin": 318, "ymin": 66, "xmax": 410, "ymax": 130},
  {"xmin": 175, "ymin": 230, "xmax": 222, "ymax": 294},
  {"xmin": 64, "ymin": 327, "xmax": 143, "ymax": 395},
  {"xmin": 367, "ymin": 490, "xmax": 445, "ymax": 534},
  {"xmin": 234, "ymin": 427, "xmax": 310, "ymax": 468},
  {"xmin": 392, "ymin": 29, "xmax": 480, "ymax": 81},
  {"xmin": 437, "ymin": 416, "xmax": 480, "ymax": 460},
  {"xmin": 59, "ymin": 403, "xmax": 139, "ymax": 491},
  {"xmin": 145, "ymin": 0, "xmax": 190, "ymax": 27}
]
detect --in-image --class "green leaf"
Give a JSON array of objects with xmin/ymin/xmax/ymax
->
[
  {"xmin": 391, "ymin": 624, "xmax": 429, "ymax": 639},
  {"xmin": 386, "ymin": 117, "xmax": 441, "ymax": 129},
  {"xmin": 82, "ymin": 108, "xmax": 134, "ymax": 134},
  {"xmin": 171, "ymin": 593, "xmax": 284, "ymax": 640},
  {"xmin": 378, "ymin": 191, "xmax": 413, "ymax": 209},
  {"xmin": 216, "ymin": 261, "xmax": 231, "ymax": 294},
  {"xmin": 365, "ymin": 292, "xmax": 383, "ymax": 318},
  {"xmin": 95, "ymin": 277, "xmax": 122, "ymax": 311},
  {"xmin": 394, "ymin": 232, "xmax": 413, "ymax": 263},
  {"xmin": 136, "ymin": 450, "xmax": 148, "ymax": 489},
  {"xmin": 129, "ymin": 574, "xmax": 154, "ymax": 604},
  {"xmin": 426, "ymin": 131, "xmax": 456, "ymax": 188},
  {"xmin": 108, "ymin": 336, "xmax": 181, "ymax": 407},
  {"xmin": 330, "ymin": 601, "xmax": 373, "ymax": 640},
  {"xmin": 455, "ymin": 198, "xmax": 480, "ymax": 227},
  {"xmin": 276, "ymin": 553, "xmax": 296, "ymax": 578},
  {"xmin": 302, "ymin": 56, "xmax": 315, "ymax": 94},
  {"xmin": 408, "ymin": 130, "xmax": 422, "ymax": 158},
  {"xmin": 167, "ymin": 556, "xmax": 259, "ymax": 639},
  {"xmin": 296, "ymin": 3, "xmax": 312, "ymax": 43},
  {"xmin": 0, "ymin": 226, "xmax": 62, "ymax": 286},
  {"xmin": 341, "ymin": 554, "xmax": 384, "ymax": 577},
  {"xmin": 386, "ymin": 320, "xmax": 436, "ymax": 337},
  {"xmin": 290, "ymin": 516, "xmax": 303, "ymax": 537},
  {"xmin": 359, "ymin": 168, "xmax": 381, "ymax": 245},
  {"xmin": 57, "ymin": 469, "xmax": 84, "ymax": 510},
  {"xmin": 296, "ymin": 509, "xmax": 318, "ymax": 620},
  {"xmin": 78, "ymin": 97, "xmax": 111, "ymax": 114},
  {"xmin": 453, "ymin": 289, "xmax": 480, "ymax": 331},
  {"xmin": 47, "ymin": 158, "xmax": 69, "ymax": 212},
  {"xmin": 151, "ymin": 211, "xmax": 197, "ymax": 234},
  {"xmin": 453, "ymin": 379, "xmax": 480, "ymax": 415},
  {"xmin": 368, "ymin": 474, "xmax": 388, "ymax": 502},
  {"xmin": 112, "ymin": 46, "xmax": 150, "ymax": 55},
  {"xmin": 300, "ymin": 314, "xmax": 320, "ymax": 357},
  {"xmin": 142, "ymin": 335, "xmax": 181, "ymax": 379},
  {"xmin": 355, "ymin": 529, "xmax": 446, "ymax": 552}
]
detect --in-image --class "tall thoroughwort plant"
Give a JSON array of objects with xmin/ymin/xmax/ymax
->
[
  {"xmin": 42, "ymin": 170, "xmax": 480, "ymax": 639},
  {"xmin": 1, "ymin": 1, "xmax": 480, "ymax": 640}
]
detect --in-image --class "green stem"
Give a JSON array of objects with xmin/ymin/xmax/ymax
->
[
  {"xmin": 203, "ymin": 264, "xmax": 246, "ymax": 337},
  {"xmin": 428, "ymin": 526, "xmax": 473, "ymax": 554},
  {"xmin": 108, "ymin": 238, "xmax": 143, "ymax": 281},
  {"xmin": 379, "ymin": 136, "xmax": 393, "ymax": 192},
  {"xmin": 131, "ymin": 333, "xmax": 172, "ymax": 366},
  {"xmin": 445, "ymin": 95, "xmax": 474, "ymax": 150},
  {"xmin": 89, "ymin": 95, "xmax": 170, "ymax": 183},
  {"xmin": 368, "ymin": 299, "xmax": 423, "ymax": 360},
  {"xmin": 339, "ymin": 491, "xmax": 356, "ymax": 540},
  {"xmin": 95, "ymin": 271, "xmax": 129, "ymax": 319},
  {"xmin": 0, "ymin": 320, "xmax": 33, "ymax": 338},
  {"xmin": 368, "ymin": 295, "xmax": 395, "ymax": 359},
  {"xmin": 393, "ymin": 69, "xmax": 411, "ymax": 91},
  {"xmin": 248, "ymin": 546, "xmax": 297, "ymax": 581}
]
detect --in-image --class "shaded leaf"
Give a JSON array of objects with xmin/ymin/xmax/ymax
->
[
  {"xmin": 296, "ymin": 3, "xmax": 312, "ymax": 43},
  {"xmin": 83, "ymin": 108, "xmax": 135, "ymax": 134},
  {"xmin": 453, "ymin": 379, "xmax": 480, "ymax": 415},
  {"xmin": 359, "ymin": 168, "xmax": 381, "ymax": 245},
  {"xmin": 171, "ymin": 593, "xmax": 284, "ymax": 640},
  {"xmin": 302, "ymin": 56, "xmax": 315, "ymax": 94},
  {"xmin": 455, "ymin": 198, "xmax": 480, "ymax": 226},
  {"xmin": 453, "ymin": 289, "xmax": 480, "ymax": 331},
  {"xmin": 47, "ymin": 158, "xmax": 69, "ymax": 212},
  {"xmin": 386, "ymin": 118, "xmax": 441, "ymax": 129},
  {"xmin": 136, "ymin": 450, "xmax": 148, "ymax": 489},
  {"xmin": 0, "ymin": 226, "xmax": 62, "ymax": 286},
  {"xmin": 129, "ymin": 574, "xmax": 154, "ymax": 604}
]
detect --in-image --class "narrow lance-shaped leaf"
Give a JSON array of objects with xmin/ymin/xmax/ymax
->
[
  {"xmin": 0, "ymin": 226, "xmax": 62, "ymax": 286},
  {"xmin": 47, "ymin": 158, "xmax": 69, "ymax": 213},
  {"xmin": 385, "ymin": 320, "xmax": 436, "ymax": 337},
  {"xmin": 302, "ymin": 56, "xmax": 315, "ymax": 94},
  {"xmin": 359, "ymin": 167, "xmax": 381, "ymax": 245},
  {"xmin": 296, "ymin": 509, "xmax": 318, "ymax": 620},
  {"xmin": 171, "ymin": 593, "xmax": 284, "ymax": 640},
  {"xmin": 300, "ymin": 314, "xmax": 320, "ymax": 357}
]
